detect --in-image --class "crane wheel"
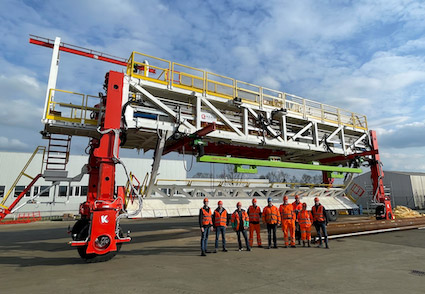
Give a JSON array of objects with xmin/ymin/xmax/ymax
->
[
  {"xmin": 71, "ymin": 219, "xmax": 122, "ymax": 263},
  {"xmin": 327, "ymin": 210, "xmax": 338, "ymax": 222}
]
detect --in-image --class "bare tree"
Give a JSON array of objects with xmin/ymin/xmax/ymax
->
[
  {"xmin": 263, "ymin": 170, "xmax": 289, "ymax": 183},
  {"xmin": 219, "ymin": 165, "xmax": 245, "ymax": 182},
  {"xmin": 192, "ymin": 172, "xmax": 212, "ymax": 178}
]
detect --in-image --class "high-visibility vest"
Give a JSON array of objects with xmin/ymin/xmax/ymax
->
[
  {"xmin": 248, "ymin": 205, "xmax": 261, "ymax": 222},
  {"xmin": 279, "ymin": 204, "xmax": 294, "ymax": 221},
  {"xmin": 312, "ymin": 205, "xmax": 325, "ymax": 222},
  {"xmin": 231, "ymin": 210, "xmax": 249, "ymax": 231},
  {"xmin": 201, "ymin": 208, "xmax": 213, "ymax": 226},
  {"xmin": 292, "ymin": 201, "xmax": 303, "ymax": 213},
  {"xmin": 214, "ymin": 209, "xmax": 227, "ymax": 227},
  {"xmin": 263, "ymin": 205, "xmax": 280, "ymax": 224},
  {"xmin": 298, "ymin": 210, "xmax": 312, "ymax": 226}
]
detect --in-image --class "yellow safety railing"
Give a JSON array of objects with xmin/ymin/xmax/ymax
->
[
  {"xmin": 45, "ymin": 89, "xmax": 100, "ymax": 125},
  {"xmin": 127, "ymin": 51, "xmax": 171, "ymax": 85},
  {"xmin": 1, "ymin": 146, "xmax": 46, "ymax": 209},
  {"xmin": 124, "ymin": 172, "xmax": 149, "ymax": 206},
  {"xmin": 127, "ymin": 51, "xmax": 368, "ymax": 130}
]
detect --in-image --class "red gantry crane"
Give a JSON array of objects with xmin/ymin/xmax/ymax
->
[{"xmin": 0, "ymin": 35, "xmax": 394, "ymax": 262}]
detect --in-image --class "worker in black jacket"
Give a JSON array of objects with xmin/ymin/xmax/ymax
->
[
  {"xmin": 311, "ymin": 197, "xmax": 329, "ymax": 249},
  {"xmin": 199, "ymin": 198, "xmax": 213, "ymax": 256}
]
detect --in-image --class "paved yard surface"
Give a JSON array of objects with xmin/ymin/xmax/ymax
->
[{"xmin": 0, "ymin": 217, "xmax": 424, "ymax": 294}]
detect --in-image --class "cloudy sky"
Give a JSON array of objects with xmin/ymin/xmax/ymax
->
[{"xmin": 1, "ymin": 0, "xmax": 425, "ymax": 174}]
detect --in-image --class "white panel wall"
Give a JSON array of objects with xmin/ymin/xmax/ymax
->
[
  {"xmin": 411, "ymin": 175, "xmax": 425, "ymax": 209},
  {"xmin": 0, "ymin": 151, "xmax": 186, "ymax": 217}
]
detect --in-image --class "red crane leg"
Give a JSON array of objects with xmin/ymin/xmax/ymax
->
[
  {"xmin": 71, "ymin": 71, "xmax": 130, "ymax": 260},
  {"xmin": 369, "ymin": 130, "xmax": 394, "ymax": 220}
]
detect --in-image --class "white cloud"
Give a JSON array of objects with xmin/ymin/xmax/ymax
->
[
  {"xmin": 378, "ymin": 120, "xmax": 425, "ymax": 148},
  {"xmin": 0, "ymin": 0, "xmax": 424, "ymax": 171},
  {"xmin": 0, "ymin": 136, "xmax": 28, "ymax": 150},
  {"xmin": 381, "ymin": 148, "xmax": 425, "ymax": 171}
]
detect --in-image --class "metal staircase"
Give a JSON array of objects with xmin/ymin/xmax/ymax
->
[{"xmin": 45, "ymin": 135, "xmax": 71, "ymax": 170}]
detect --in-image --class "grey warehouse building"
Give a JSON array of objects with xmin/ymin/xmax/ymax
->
[{"xmin": 351, "ymin": 171, "xmax": 425, "ymax": 210}]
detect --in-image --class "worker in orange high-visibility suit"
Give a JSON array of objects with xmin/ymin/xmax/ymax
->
[
  {"xmin": 298, "ymin": 202, "xmax": 313, "ymax": 247},
  {"xmin": 279, "ymin": 195, "xmax": 296, "ymax": 248},
  {"xmin": 262, "ymin": 197, "xmax": 281, "ymax": 249},
  {"xmin": 231, "ymin": 202, "xmax": 251, "ymax": 251},
  {"xmin": 247, "ymin": 198, "xmax": 262, "ymax": 248},
  {"xmin": 292, "ymin": 195, "xmax": 303, "ymax": 245}
]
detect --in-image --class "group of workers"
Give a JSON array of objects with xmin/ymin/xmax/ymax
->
[{"xmin": 199, "ymin": 196, "xmax": 329, "ymax": 256}]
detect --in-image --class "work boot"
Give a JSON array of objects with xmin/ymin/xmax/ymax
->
[
  {"xmin": 222, "ymin": 248, "xmax": 228, "ymax": 252},
  {"xmin": 213, "ymin": 249, "xmax": 217, "ymax": 253},
  {"xmin": 307, "ymin": 241, "xmax": 311, "ymax": 247},
  {"xmin": 325, "ymin": 243, "xmax": 329, "ymax": 249},
  {"xmin": 303, "ymin": 241, "xmax": 306, "ymax": 247},
  {"xmin": 247, "ymin": 247, "xmax": 251, "ymax": 251},
  {"xmin": 283, "ymin": 245, "xmax": 288, "ymax": 248},
  {"xmin": 267, "ymin": 245, "xmax": 271, "ymax": 249},
  {"xmin": 273, "ymin": 244, "xmax": 278, "ymax": 249},
  {"xmin": 291, "ymin": 245, "xmax": 296, "ymax": 248},
  {"xmin": 258, "ymin": 245, "xmax": 263, "ymax": 248},
  {"xmin": 201, "ymin": 251, "xmax": 206, "ymax": 256}
]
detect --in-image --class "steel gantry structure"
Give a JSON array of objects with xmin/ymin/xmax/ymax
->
[{"xmin": 0, "ymin": 35, "xmax": 393, "ymax": 262}]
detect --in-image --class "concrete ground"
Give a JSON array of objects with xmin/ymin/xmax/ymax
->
[{"xmin": 0, "ymin": 217, "xmax": 424, "ymax": 294}]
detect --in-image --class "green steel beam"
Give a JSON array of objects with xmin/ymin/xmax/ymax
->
[
  {"xmin": 198, "ymin": 155, "xmax": 362, "ymax": 173},
  {"xmin": 235, "ymin": 165, "xmax": 258, "ymax": 174}
]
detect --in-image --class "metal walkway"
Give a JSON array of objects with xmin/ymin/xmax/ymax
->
[{"xmin": 39, "ymin": 37, "xmax": 370, "ymax": 164}]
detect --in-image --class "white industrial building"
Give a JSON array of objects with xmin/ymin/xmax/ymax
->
[
  {"xmin": 0, "ymin": 151, "xmax": 186, "ymax": 217},
  {"xmin": 351, "ymin": 171, "xmax": 425, "ymax": 209}
]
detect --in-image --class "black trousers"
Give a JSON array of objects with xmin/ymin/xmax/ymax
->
[
  {"xmin": 236, "ymin": 230, "xmax": 250, "ymax": 249},
  {"xmin": 266, "ymin": 223, "xmax": 277, "ymax": 247},
  {"xmin": 314, "ymin": 221, "xmax": 328, "ymax": 245},
  {"xmin": 295, "ymin": 221, "xmax": 301, "ymax": 241}
]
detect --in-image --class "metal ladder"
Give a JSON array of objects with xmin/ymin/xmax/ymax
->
[{"xmin": 45, "ymin": 135, "xmax": 71, "ymax": 170}]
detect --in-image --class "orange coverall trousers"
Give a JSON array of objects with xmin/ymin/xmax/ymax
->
[
  {"xmin": 282, "ymin": 220, "xmax": 295, "ymax": 246},
  {"xmin": 300, "ymin": 224, "xmax": 311, "ymax": 241},
  {"xmin": 249, "ymin": 223, "xmax": 262, "ymax": 247}
]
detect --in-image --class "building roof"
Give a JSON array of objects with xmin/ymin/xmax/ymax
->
[{"xmin": 385, "ymin": 171, "xmax": 425, "ymax": 176}]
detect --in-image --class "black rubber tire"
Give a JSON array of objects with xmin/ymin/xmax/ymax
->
[
  {"xmin": 327, "ymin": 210, "xmax": 338, "ymax": 222},
  {"xmin": 73, "ymin": 220, "xmax": 122, "ymax": 263},
  {"xmin": 71, "ymin": 219, "xmax": 89, "ymax": 240}
]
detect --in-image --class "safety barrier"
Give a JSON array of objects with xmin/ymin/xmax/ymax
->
[
  {"xmin": 0, "ymin": 211, "xmax": 41, "ymax": 225},
  {"xmin": 127, "ymin": 52, "xmax": 368, "ymax": 130},
  {"xmin": 45, "ymin": 89, "xmax": 100, "ymax": 125}
]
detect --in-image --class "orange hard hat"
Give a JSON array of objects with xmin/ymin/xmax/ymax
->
[
  {"xmin": 203, "ymin": 197, "xmax": 209, "ymax": 203},
  {"xmin": 218, "ymin": 200, "xmax": 223, "ymax": 205},
  {"xmin": 314, "ymin": 197, "xmax": 319, "ymax": 202},
  {"xmin": 295, "ymin": 195, "xmax": 299, "ymax": 200},
  {"xmin": 283, "ymin": 196, "xmax": 288, "ymax": 201},
  {"xmin": 236, "ymin": 201, "xmax": 242, "ymax": 207},
  {"xmin": 252, "ymin": 198, "xmax": 257, "ymax": 203}
]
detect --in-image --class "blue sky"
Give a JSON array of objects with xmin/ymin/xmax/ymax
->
[{"xmin": 0, "ymin": 0, "xmax": 425, "ymax": 174}]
